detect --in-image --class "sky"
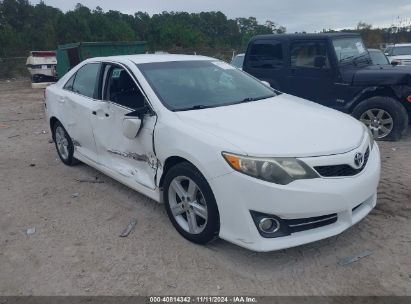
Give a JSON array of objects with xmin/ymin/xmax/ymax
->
[{"xmin": 32, "ymin": 0, "xmax": 411, "ymax": 33}]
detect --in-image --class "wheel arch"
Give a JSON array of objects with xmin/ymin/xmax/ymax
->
[
  {"xmin": 158, "ymin": 156, "xmax": 197, "ymax": 189},
  {"xmin": 347, "ymin": 86, "xmax": 399, "ymax": 113},
  {"xmin": 49, "ymin": 116, "xmax": 60, "ymax": 140}
]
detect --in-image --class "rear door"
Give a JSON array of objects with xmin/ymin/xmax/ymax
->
[
  {"xmin": 91, "ymin": 63, "xmax": 158, "ymax": 190},
  {"xmin": 61, "ymin": 62, "xmax": 101, "ymax": 161},
  {"xmin": 284, "ymin": 40, "xmax": 336, "ymax": 106},
  {"xmin": 243, "ymin": 39, "xmax": 286, "ymax": 90}
]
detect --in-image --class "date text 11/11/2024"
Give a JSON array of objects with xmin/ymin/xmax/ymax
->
[{"xmin": 149, "ymin": 296, "xmax": 258, "ymax": 303}]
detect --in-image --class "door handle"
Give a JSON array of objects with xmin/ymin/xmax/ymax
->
[
  {"xmin": 92, "ymin": 110, "xmax": 109, "ymax": 117},
  {"xmin": 58, "ymin": 97, "xmax": 65, "ymax": 104}
]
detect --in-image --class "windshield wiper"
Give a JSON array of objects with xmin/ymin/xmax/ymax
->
[
  {"xmin": 339, "ymin": 55, "xmax": 355, "ymax": 63},
  {"xmin": 353, "ymin": 52, "xmax": 371, "ymax": 64},
  {"xmin": 235, "ymin": 94, "xmax": 274, "ymax": 104},
  {"xmin": 177, "ymin": 104, "xmax": 213, "ymax": 111},
  {"xmin": 340, "ymin": 53, "xmax": 370, "ymax": 64},
  {"xmin": 176, "ymin": 94, "xmax": 275, "ymax": 111}
]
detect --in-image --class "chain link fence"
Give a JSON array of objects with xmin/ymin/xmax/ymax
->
[{"xmin": 0, "ymin": 57, "xmax": 29, "ymax": 79}]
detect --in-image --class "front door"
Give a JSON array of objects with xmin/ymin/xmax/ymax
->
[
  {"xmin": 91, "ymin": 63, "xmax": 157, "ymax": 190},
  {"xmin": 284, "ymin": 40, "xmax": 336, "ymax": 106}
]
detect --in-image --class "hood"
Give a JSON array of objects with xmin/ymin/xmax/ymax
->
[
  {"xmin": 176, "ymin": 94, "xmax": 364, "ymax": 157},
  {"xmin": 352, "ymin": 64, "xmax": 411, "ymax": 86}
]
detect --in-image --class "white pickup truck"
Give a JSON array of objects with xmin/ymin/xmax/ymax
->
[
  {"xmin": 26, "ymin": 51, "xmax": 57, "ymax": 86},
  {"xmin": 385, "ymin": 43, "xmax": 411, "ymax": 66}
]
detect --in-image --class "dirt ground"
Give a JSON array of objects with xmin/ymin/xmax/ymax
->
[{"xmin": 0, "ymin": 79, "xmax": 410, "ymax": 296}]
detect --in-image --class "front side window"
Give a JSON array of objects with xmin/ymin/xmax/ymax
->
[
  {"xmin": 384, "ymin": 46, "xmax": 393, "ymax": 56},
  {"xmin": 137, "ymin": 60, "xmax": 275, "ymax": 111},
  {"xmin": 71, "ymin": 63, "xmax": 100, "ymax": 98},
  {"xmin": 248, "ymin": 41, "xmax": 283, "ymax": 68},
  {"xmin": 104, "ymin": 66, "xmax": 145, "ymax": 109},
  {"xmin": 332, "ymin": 37, "xmax": 368, "ymax": 63},
  {"xmin": 290, "ymin": 41, "xmax": 330, "ymax": 68}
]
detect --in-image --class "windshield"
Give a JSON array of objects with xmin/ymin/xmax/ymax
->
[
  {"xmin": 369, "ymin": 50, "xmax": 389, "ymax": 65},
  {"xmin": 231, "ymin": 55, "xmax": 244, "ymax": 68},
  {"xmin": 137, "ymin": 60, "xmax": 275, "ymax": 111},
  {"xmin": 392, "ymin": 46, "xmax": 411, "ymax": 56},
  {"xmin": 332, "ymin": 37, "xmax": 368, "ymax": 63}
]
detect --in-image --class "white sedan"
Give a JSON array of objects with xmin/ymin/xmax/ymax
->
[{"xmin": 45, "ymin": 54, "xmax": 380, "ymax": 252}]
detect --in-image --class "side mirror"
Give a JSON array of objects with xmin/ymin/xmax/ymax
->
[
  {"xmin": 314, "ymin": 56, "xmax": 326, "ymax": 68},
  {"xmin": 261, "ymin": 80, "xmax": 271, "ymax": 87},
  {"xmin": 391, "ymin": 60, "xmax": 399, "ymax": 66},
  {"xmin": 122, "ymin": 117, "xmax": 142, "ymax": 139}
]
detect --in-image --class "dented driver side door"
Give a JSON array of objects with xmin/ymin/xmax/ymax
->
[{"xmin": 91, "ymin": 63, "xmax": 157, "ymax": 190}]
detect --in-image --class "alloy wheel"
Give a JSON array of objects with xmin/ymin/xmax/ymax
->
[
  {"xmin": 55, "ymin": 126, "xmax": 69, "ymax": 160},
  {"xmin": 360, "ymin": 108, "xmax": 394, "ymax": 139},
  {"xmin": 168, "ymin": 176, "xmax": 208, "ymax": 234}
]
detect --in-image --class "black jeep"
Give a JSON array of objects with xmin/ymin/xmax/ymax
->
[{"xmin": 243, "ymin": 33, "xmax": 411, "ymax": 140}]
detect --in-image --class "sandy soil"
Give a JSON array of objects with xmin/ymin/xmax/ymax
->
[{"xmin": 0, "ymin": 79, "xmax": 410, "ymax": 296}]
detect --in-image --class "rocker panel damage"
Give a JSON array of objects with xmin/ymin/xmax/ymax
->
[{"xmin": 107, "ymin": 149, "xmax": 159, "ymax": 169}]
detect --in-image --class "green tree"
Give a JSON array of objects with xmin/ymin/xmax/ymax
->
[{"xmin": 0, "ymin": 1, "xmax": 287, "ymax": 59}]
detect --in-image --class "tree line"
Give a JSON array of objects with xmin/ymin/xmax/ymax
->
[
  {"xmin": 324, "ymin": 20, "xmax": 411, "ymax": 48},
  {"xmin": 1, "ymin": 0, "xmax": 411, "ymax": 59},
  {"xmin": 0, "ymin": 0, "xmax": 286, "ymax": 58}
]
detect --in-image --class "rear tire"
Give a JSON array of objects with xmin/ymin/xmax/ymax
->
[
  {"xmin": 163, "ymin": 162, "xmax": 220, "ymax": 245},
  {"xmin": 52, "ymin": 121, "xmax": 78, "ymax": 166},
  {"xmin": 352, "ymin": 96, "xmax": 409, "ymax": 141}
]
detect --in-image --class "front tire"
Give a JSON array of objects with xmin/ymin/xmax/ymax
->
[
  {"xmin": 352, "ymin": 96, "xmax": 409, "ymax": 141},
  {"xmin": 163, "ymin": 162, "xmax": 220, "ymax": 244},
  {"xmin": 52, "ymin": 121, "xmax": 77, "ymax": 166}
]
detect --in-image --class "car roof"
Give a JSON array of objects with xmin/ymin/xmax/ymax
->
[
  {"xmin": 368, "ymin": 49, "xmax": 382, "ymax": 52},
  {"xmin": 251, "ymin": 32, "xmax": 360, "ymax": 41},
  {"xmin": 86, "ymin": 54, "xmax": 214, "ymax": 64}
]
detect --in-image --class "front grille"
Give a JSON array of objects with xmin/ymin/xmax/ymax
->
[
  {"xmin": 285, "ymin": 213, "xmax": 338, "ymax": 233},
  {"xmin": 314, "ymin": 147, "xmax": 370, "ymax": 177}
]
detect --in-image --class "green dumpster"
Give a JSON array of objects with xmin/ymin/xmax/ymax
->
[{"xmin": 56, "ymin": 41, "xmax": 146, "ymax": 78}]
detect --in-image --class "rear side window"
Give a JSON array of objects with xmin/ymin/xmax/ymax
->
[
  {"xmin": 63, "ymin": 74, "xmax": 75, "ymax": 91},
  {"xmin": 290, "ymin": 41, "xmax": 329, "ymax": 68},
  {"xmin": 71, "ymin": 63, "xmax": 100, "ymax": 98},
  {"xmin": 248, "ymin": 41, "xmax": 283, "ymax": 68}
]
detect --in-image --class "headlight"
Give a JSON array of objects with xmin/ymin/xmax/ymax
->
[
  {"xmin": 222, "ymin": 152, "xmax": 319, "ymax": 185},
  {"xmin": 363, "ymin": 124, "xmax": 375, "ymax": 149}
]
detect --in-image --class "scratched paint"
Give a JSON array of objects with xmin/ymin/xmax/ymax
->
[{"xmin": 107, "ymin": 149, "xmax": 159, "ymax": 170}]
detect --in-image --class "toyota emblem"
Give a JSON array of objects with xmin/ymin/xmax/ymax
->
[{"xmin": 354, "ymin": 152, "xmax": 364, "ymax": 168}]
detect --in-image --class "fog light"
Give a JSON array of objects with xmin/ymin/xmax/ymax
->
[{"xmin": 258, "ymin": 218, "xmax": 280, "ymax": 233}]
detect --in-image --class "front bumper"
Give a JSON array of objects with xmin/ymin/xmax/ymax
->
[{"xmin": 209, "ymin": 144, "xmax": 381, "ymax": 252}]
